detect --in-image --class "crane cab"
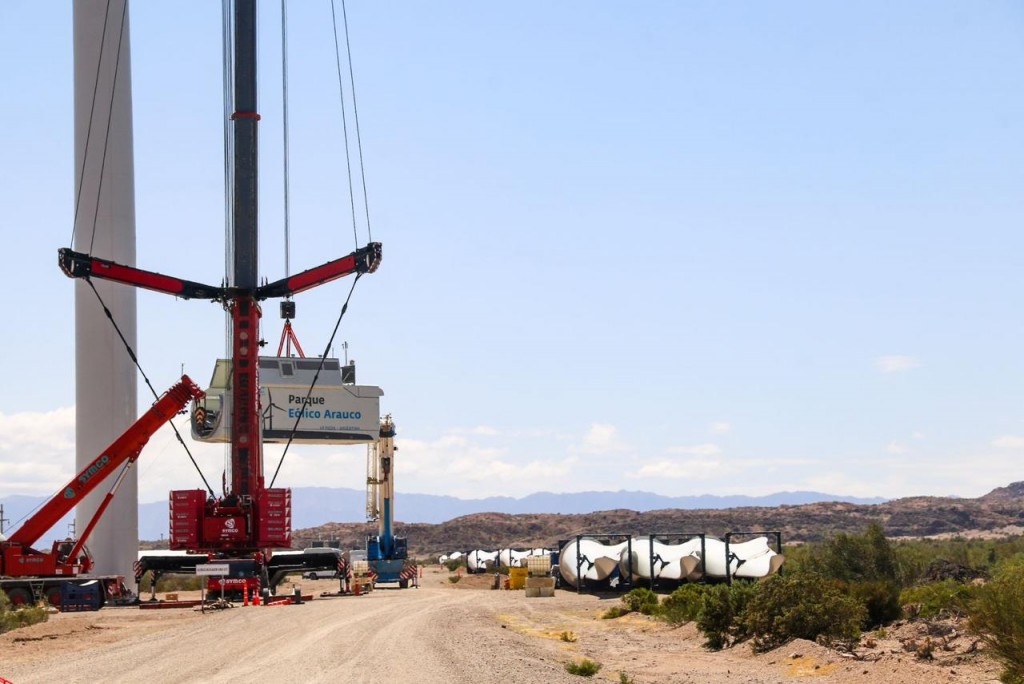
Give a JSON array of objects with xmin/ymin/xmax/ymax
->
[{"xmin": 191, "ymin": 357, "xmax": 383, "ymax": 444}]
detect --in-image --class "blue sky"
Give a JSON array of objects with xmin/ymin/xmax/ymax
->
[{"xmin": 1, "ymin": 1, "xmax": 1023, "ymax": 507}]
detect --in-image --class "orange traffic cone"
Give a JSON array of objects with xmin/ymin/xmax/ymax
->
[
  {"xmin": 253, "ymin": 590, "xmax": 261, "ymax": 606},
  {"xmin": 243, "ymin": 590, "xmax": 249, "ymax": 607},
  {"xmin": 354, "ymin": 579, "xmax": 361, "ymax": 596}
]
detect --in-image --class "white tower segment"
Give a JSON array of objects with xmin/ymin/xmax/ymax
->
[{"xmin": 72, "ymin": 0, "xmax": 138, "ymax": 583}]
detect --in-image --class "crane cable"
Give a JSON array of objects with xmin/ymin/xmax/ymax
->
[
  {"xmin": 63, "ymin": 0, "xmax": 214, "ymax": 496},
  {"xmin": 339, "ymin": 0, "xmax": 374, "ymax": 243},
  {"xmin": 268, "ymin": 273, "xmax": 362, "ymax": 488},
  {"xmin": 67, "ymin": 0, "xmax": 126, "ymax": 255},
  {"xmin": 84, "ymin": 278, "xmax": 218, "ymax": 497},
  {"xmin": 266, "ymin": 1, "xmax": 376, "ymax": 484},
  {"xmin": 281, "ymin": 0, "xmax": 292, "ymax": 282},
  {"xmin": 331, "ymin": 0, "xmax": 367, "ymax": 249}
]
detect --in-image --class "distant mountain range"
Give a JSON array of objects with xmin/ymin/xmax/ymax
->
[{"xmin": 0, "ymin": 488, "xmax": 886, "ymax": 542}]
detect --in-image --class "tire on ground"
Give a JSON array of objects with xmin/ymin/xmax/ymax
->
[{"xmin": 6, "ymin": 587, "xmax": 32, "ymax": 607}]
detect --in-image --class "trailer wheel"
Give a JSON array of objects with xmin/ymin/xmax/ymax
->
[
  {"xmin": 398, "ymin": 578, "xmax": 409, "ymax": 589},
  {"xmin": 6, "ymin": 587, "xmax": 32, "ymax": 607},
  {"xmin": 45, "ymin": 586, "xmax": 62, "ymax": 608}
]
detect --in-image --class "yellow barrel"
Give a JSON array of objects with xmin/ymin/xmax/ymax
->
[{"xmin": 509, "ymin": 567, "xmax": 529, "ymax": 590}]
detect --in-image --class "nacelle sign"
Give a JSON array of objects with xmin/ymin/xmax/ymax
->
[{"xmin": 262, "ymin": 385, "xmax": 381, "ymax": 444}]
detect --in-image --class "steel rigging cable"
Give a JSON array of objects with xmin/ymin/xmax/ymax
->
[{"xmin": 66, "ymin": 0, "xmax": 215, "ymax": 496}]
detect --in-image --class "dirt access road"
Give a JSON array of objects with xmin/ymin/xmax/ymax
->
[{"xmin": 0, "ymin": 568, "xmax": 1004, "ymax": 684}]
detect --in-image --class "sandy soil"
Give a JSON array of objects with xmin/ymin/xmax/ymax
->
[{"xmin": 0, "ymin": 567, "xmax": 1004, "ymax": 684}]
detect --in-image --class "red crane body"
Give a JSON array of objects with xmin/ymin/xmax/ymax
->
[
  {"xmin": 53, "ymin": 2, "xmax": 382, "ymax": 588},
  {"xmin": 1, "ymin": 377, "xmax": 204, "ymax": 580}
]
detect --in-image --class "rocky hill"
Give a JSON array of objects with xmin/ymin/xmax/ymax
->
[{"xmin": 293, "ymin": 482, "xmax": 1024, "ymax": 556}]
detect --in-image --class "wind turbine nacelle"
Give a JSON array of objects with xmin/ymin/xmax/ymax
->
[{"xmin": 190, "ymin": 357, "xmax": 383, "ymax": 445}]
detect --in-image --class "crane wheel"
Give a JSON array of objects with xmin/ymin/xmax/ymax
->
[
  {"xmin": 46, "ymin": 586, "xmax": 62, "ymax": 608},
  {"xmin": 5, "ymin": 587, "xmax": 31, "ymax": 607}
]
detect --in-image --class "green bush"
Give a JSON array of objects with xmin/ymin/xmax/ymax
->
[
  {"xmin": 804, "ymin": 523, "xmax": 901, "ymax": 585},
  {"xmin": 0, "ymin": 590, "xmax": 49, "ymax": 635},
  {"xmin": 969, "ymin": 557, "xmax": 1024, "ymax": 684},
  {"xmin": 564, "ymin": 658, "xmax": 602, "ymax": 677},
  {"xmin": 847, "ymin": 580, "xmax": 902, "ymax": 628},
  {"xmin": 900, "ymin": 580, "xmax": 978, "ymax": 618},
  {"xmin": 602, "ymin": 606, "xmax": 630, "ymax": 619},
  {"xmin": 661, "ymin": 584, "xmax": 705, "ymax": 625},
  {"xmin": 744, "ymin": 573, "xmax": 866, "ymax": 653},
  {"xmin": 622, "ymin": 587, "xmax": 660, "ymax": 616},
  {"xmin": 697, "ymin": 582, "xmax": 756, "ymax": 650},
  {"xmin": 139, "ymin": 574, "xmax": 203, "ymax": 593},
  {"xmin": 443, "ymin": 558, "xmax": 465, "ymax": 572}
]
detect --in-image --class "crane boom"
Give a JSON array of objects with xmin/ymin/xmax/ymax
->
[
  {"xmin": 7, "ymin": 376, "xmax": 204, "ymax": 549},
  {"xmin": 58, "ymin": 248, "xmax": 223, "ymax": 300}
]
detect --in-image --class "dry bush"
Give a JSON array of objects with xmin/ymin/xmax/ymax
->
[{"xmin": 969, "ymin": 557, "xmax": 1024, "ymax": 684}]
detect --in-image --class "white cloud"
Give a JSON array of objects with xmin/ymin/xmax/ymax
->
[
  {"xmin": 710, "ymin": 421, "xmax": 732, "ymax": 435},
  {"xmin": 571, "ymin": 423, "xmax": 630, "ymax": 455},
  {"xmin": 992, "ymin": 435, "xmax": 1024, "ymax": 449},
  {"xmin": 374, "ymin": 430, "xmax": 581, "ymax": 498},
  {"xmin": 0, "ymin": 406, "xmax": 77, "ymax": 496},
  {"xmin": 912, "ymin": 432, "xmax": 925, "ymax": 440},
  {"xmin": 875, "ymin": 355, "xmax": 922, "ymax": 373},
  {"xmin": 886, "ymin": 442, "xmax": 909, "ymax": 455},
  {"xmin": 667, "ymin": 443, "xmax": 722, "ymax": 457},
  {"xmin": 632, "ymin": 458, "xmax": 727, "ymax": 480},
  {"xmin": 449, "ymin": 425, "xmax": 499, "ymax": 437}
]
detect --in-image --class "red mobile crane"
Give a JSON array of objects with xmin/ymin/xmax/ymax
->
[
  {"xmin": 0, "ymin": 377, "xmax": 203, "ymax": 607},
  {"xmin": 57, "ymin": 1, "xmax": 381, "ymax": 595}
]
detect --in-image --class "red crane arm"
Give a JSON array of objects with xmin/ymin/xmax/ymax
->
[
  {"xmin": 256, "ymin": 242, "xmax": 382, "ymax": 299},
  {"xmin": 59, "ymin": 248, "xmax": 224, "ymax": 300},
  {"xmin": 8, "ymin": 376, "xmax": 205, "ymax": 548}
]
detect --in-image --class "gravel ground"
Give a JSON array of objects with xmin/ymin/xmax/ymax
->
[{"xmin": 0, "ymin": 567, "xmax": 1005, "ymax": 684}]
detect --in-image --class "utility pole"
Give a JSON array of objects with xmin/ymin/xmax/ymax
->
[{"xmin": 0, "ymin": 504, "xmax": 9, "ymax": 535}]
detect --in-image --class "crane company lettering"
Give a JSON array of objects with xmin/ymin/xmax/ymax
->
[{"xmin": 77, "ymin": 454, "xmax": 111, "ymax": 488}]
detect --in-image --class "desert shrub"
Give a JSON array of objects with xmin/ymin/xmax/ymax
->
[
  {"xmin": 447, "ymin": 575, "xmax": 461, "ymax": 584},
  {"xmin": 792, "ymin": 534, "xmax": 1024, "ymax": 587},
  {"xmin": 564, "ymin": 658, "xmax": 602, "ymax": 677},
  {"xmin": 139, "ymin": 574, "xmax": 203, "ymax": 593},
  {"xmin": 804, "ymin": 523, "xmax": 901, "ymax": 585},
  {"xmin": 560, "ymin": 631, "xmax": 578, "ymax": 642},
  {"xmin": 661, "ymin": 584, "xmax": 705, "ymax": 625},
  {"xmin": 0, "ymin": 591, "xmax": 48, "ymax": 635},
  {"xmin": 443, "ymin": 558, "xmax": 465, "ymax": 572},
  {"xmin": 697, "ymin": 581, "xmax": 756, "ymax": 650},
  {"xmin": 969, "ymin": 556, "xmax": 1024, "ymax": 684},
  {"xmin": 622, "ymin": 587, "xmax": 660, "ymax": 616},
  {"xmin": 602, "ymin": 606, "xmax": 630, "ymax": 619},
  {"xmin": 618, "ymin": 673, "xmax": 636, "ymax": 684},
  {"xmin": 847, "ymin": 580, "xmax": 902, "ymax": 628},
  {"xmin": 744, "ymin": 573, "xmax": 865, "ymax": 653},
  {"xmin": 900, "ymin": 579, "xmax": 978, "ymax": 618}
]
